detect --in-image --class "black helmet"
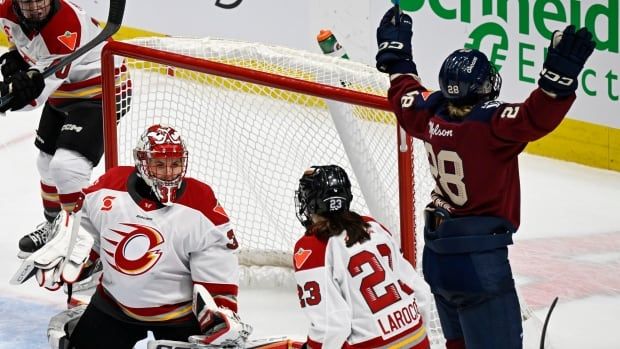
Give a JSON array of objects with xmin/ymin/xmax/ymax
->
[
  {"xmin": 295, "ymin": 165, "xmax": 353, "ymax": 228},
  {"xmin": 438, "ymin": 48, "xmax": 502, "ymax": 106},
  {"xmin": 12, "ymin": 0, "xmax": 59, "ymax": 32}
]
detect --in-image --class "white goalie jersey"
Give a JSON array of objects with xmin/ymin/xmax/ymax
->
[
  {"xmin": 293, "ymin": 217, "xmax": 432, "ymax": 349},
  {"xmin": 80, "ymin": 166, "xmax": 239, "ymax": 322}
]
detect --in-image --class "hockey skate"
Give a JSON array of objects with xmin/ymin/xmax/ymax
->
[{"xmin": 18, "ymin": 221, "xmax": 53, "ymax": 258}]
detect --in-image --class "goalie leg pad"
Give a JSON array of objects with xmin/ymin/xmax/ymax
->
[{"xmin": 48, "ymin": 304, "xmax": 87, "ymax": 349}]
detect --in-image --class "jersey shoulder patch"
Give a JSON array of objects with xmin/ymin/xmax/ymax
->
[{"xmin": 293, "ymin": 235, "xmax": 327, "ymax": 272}]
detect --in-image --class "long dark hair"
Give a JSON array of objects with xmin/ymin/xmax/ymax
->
[{"xmin": 307, "ymin": 211, "xmax": 370, "ymax": 247}]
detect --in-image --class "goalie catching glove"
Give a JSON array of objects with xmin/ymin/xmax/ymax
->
[
  {"xmin": 538, "ymin": 24, "xmax": 595, "ymax": 97},
  {"xmin": 11, "ymin": 209, "xmax": 94, "ymax": 290},
  {"xmin": 190, "ymin": 284, "xmax": 252, "ymax": 348}
]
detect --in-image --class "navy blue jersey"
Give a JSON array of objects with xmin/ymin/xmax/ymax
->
[{"xmin": 389, "ymin": 75, "xmax": 576, "ymax": 228}]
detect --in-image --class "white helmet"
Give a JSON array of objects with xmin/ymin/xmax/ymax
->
[{"xmin": 133, "ymin": 124, "xmax": 188, "ymax": 206}]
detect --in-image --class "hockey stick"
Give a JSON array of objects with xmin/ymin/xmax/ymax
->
[
  {"xmin": 147, "ymin": 336, "xmax": 291, "ymax": 349},
  {"xmin": 540, "ymin": 297, "xmax": 559, "ymax": 349},
  {"xmin": 0, "ymin": 0, "xmax": 126, "ymax": 110}
]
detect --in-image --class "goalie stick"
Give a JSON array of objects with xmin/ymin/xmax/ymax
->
[
  {"xmin": 0, "ymin": 0, "xmax": 127, "ymax": 110},
  {"xmin": 540, "ymin": 297, "xmax": 559, "ymax": 349},
  {"xmin": 147, "ymin": 336, "xmax": 292, "ymax": 349}
]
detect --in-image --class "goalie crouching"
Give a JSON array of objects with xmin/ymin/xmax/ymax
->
[{"xmin": 18, "ymin": 124, "xmax": 250, "ymax": 349}]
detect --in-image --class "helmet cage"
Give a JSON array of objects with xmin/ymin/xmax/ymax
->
[
  {"xmin": 12, "ymin": 0, "xmax": 57, "ymax": 32},
  {"xmin": 134, "ymin": 125, "xmax": 188, "ymax": 206},
  {"xmin": 295, "ymin": 165, "xmax": 353, "ymax": 228},
  {"xmin": 438, "ymin": 48, "xmax": 502, "ymax": 106}
]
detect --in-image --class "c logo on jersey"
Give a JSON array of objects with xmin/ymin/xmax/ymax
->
[
  {"xmin": 101, "ymin": 196, "xmax": 116, "ymax": 211},
  {"xmin": 104, "ymin": 223, "xmax": 164, "ymax": 276}
]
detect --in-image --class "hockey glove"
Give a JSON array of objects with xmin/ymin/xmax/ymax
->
[
  {"xmin": 0, "ymin": 69, "xmax": 45, "ymax": 112},
  {"xmin": 376, "ymin": 6, "xmax": 417, "ymax": 75},
  {"xmin": 190, "ymin": 284, "xmax": 252, "ymax": 348},
  {"xmin": 538, "ymin": 25, "xmax": 595, "ymax": 97},
  {"xmin": 0, "ymin": 50, "xmax": 29, "ymax": 81}
]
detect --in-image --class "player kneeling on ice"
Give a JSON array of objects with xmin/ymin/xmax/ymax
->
[
  {"xmin": 293, "ymin": 165, "xmax": 432, "ymax": 349},
  {"xmin": 17, "ymin": 124, "xmax": 249, "ymax": 349},
  {"xmin": 375, "ymin": 4, "xmax": 596, "ymax": 349}
]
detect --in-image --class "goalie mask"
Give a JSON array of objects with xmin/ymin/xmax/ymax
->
[
  {"xmin": 438, "ymin": 48, "xmax": 502, "ymax": 106},
  {"xmin": 134, "ymin": 124, "xmax": 188, "ymax": 206},
  {"xmin": 13, "ymin": 0, "xmax": 58, "ymax": 32},
  {"xmin": 295, "ymin": 165, "xmax": 353, "ymax": 228}
]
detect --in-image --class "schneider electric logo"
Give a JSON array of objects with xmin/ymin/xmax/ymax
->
[{"xmin": 397, "ymin": 0, "xmax": 618, "ymax": 102}]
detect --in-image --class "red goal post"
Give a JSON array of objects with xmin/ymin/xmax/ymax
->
[{"xmin": 100, "ymin": 38, "xmax": 421, "ymax": 266}]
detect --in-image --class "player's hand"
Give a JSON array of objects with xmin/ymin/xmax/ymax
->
[
  {"xmin": 538, "ymin": 25, "xmax": 595, "ymax": 97},
  {"xmin": 3, "ymin": 69, "xmax": 45, "ymax": 111},
  {"xmin": 376, "ymin": 6, "xmax": 417, "ymax": 75},
  {"xmin": 0, "ymin": 50, "xmax": 29, "ymax": 81}
]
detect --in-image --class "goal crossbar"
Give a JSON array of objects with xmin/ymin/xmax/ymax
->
[{"xmin": 100, "ymin": 39, "xmax": 417, "ymax": 264}]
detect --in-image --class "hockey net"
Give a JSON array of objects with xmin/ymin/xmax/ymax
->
[{"xmin": 101, "ymin": 37, "xmax": 542, "ymax": 348}]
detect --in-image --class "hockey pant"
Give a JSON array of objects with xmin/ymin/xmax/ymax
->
[{"xmin": 422, "ymin": 211, "xmax": 522, "ymax": 349}]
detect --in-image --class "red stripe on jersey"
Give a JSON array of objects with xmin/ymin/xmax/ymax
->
[
  {"xmin": 306, "ymin": 337, "xmax": 323, "ymax": 349},
  {"xmin": 293, "ymin": 235, "xmax": 327, "ymax": 272},
  {"xmin": 350, "ymin": 320, "xmax": 429, "ymax": 348},
  {"xmin": 193, "ymin": 281, "xmax": 239, "ymax": 297},
  {"xmin": 41, "ymin": 182, "xmax": 58, "ymax": 194}
]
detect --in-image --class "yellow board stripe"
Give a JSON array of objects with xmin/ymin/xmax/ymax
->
[{"xmin": 526, "ymin": 118, "xmax": 620, "ymax": 171}]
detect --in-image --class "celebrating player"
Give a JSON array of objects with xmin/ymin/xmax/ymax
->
[
  {"xmin": 375, "ymin": 5, "xmax": 595, "ymax": 349},
  {"xmin": 293, "ymin": 165, "xmax": 432, "ymax": 349},
  {"xmin": 0, "ymin": 0, "xmax": 129, "ymax": 257},
  {"xmin": 35, "ymin": 124, "xmax": 248, "ymax": 349}
]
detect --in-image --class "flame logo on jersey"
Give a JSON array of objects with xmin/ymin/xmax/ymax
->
[{"xmin": 103, "ymin": 223, "xmax": 164, "ymax": 276}]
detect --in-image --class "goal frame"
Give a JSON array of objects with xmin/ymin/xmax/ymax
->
[{"xmin": 100, "ymin": 40, "xmax": 418, "ymax": 265}]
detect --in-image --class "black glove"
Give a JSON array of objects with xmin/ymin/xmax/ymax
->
[
  {"xmin": 0, "ymin": 69, "xmax": 45, "ymax": 112},
  {"xmin": 0, "ymin": 50, "xmax": 30, "ymax": 81},
  {"xmin": 375, "ymin": 6, "xmax": 417, "ymax": 75},
  {"xmin": 538, "ymin": 25, "xmax": 596, "ymax": 97}
]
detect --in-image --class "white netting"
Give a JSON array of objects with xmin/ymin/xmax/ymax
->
[
  {"xmin": 109, "ymin": 37, "xmax": 434, "ymax": 267},
  {"xmin": 104, "ymin": 37, "xmax": 547, "ymax": 348}
]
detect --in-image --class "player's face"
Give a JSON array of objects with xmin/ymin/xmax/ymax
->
[
  {"xmin": 16, "ymin": 0, "xmax": 52, "ymax": 21},
  {"xmin": 146, "ymin": 156, "xmax": 186, "ymax": 182}
]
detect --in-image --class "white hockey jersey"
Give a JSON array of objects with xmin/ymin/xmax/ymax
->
[
  {"xmin": 293, "ymin": 217, "xmax": 432, "ymax": 349},
  {"xmin": 0, "ymin": 0, "xmax": 127, "ymax": 109},
  {"xmin": 80, "ymin": 166, "xmax": 239, "ymax": 322}
]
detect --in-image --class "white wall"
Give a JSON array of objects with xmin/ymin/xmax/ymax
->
[{"xmin": 74, "ymin": 0, "xmax": 620, "ymax": 127}]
